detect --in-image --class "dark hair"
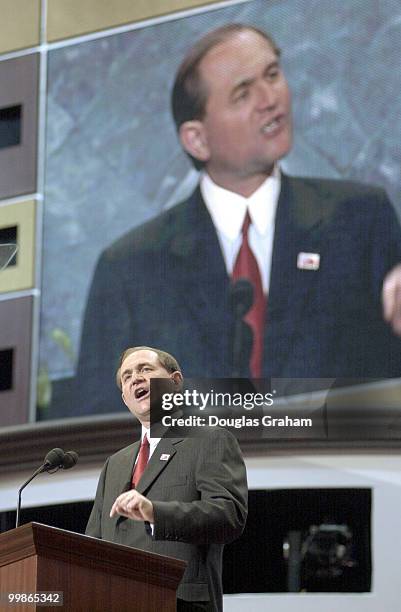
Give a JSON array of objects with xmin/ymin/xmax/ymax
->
[
  {"xmin": 171, "ymin": 24, "xmax": 281, "ymax": 169},
  {"xmin": 116, "ymin": 345, "xmax": 182, "ymax": 389}
]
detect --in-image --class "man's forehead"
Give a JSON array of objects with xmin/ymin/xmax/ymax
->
[
  {"xmin": 121, "ymin": 349, "xmax": 160, "ymax": 370},
  {"xmin": 200, "ymin": 29, "xmax": 277, "ymax": 73}
]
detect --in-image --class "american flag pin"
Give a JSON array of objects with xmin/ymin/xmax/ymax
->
[
  {"xmin": 297, "ymin": 252, "xmax": 320, "ymax": 271},
  {"xmin": 160, "ymin": 454, "xmax": 170, "ymax": 461}
]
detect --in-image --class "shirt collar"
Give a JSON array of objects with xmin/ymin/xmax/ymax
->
[
  {"xmin": 200, "ymin": 165, "xmax": 281, "ymax": 241},
  {"xmin": 141, "ymin": 425, "xmax": 159, "ymax": 443}
]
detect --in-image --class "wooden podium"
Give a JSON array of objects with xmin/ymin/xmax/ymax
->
[{"xmin": 0, "ymin": 522, "xmax": 186, "ymax": 611}]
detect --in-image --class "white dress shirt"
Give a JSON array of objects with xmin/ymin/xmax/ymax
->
[
  {"xmin": 200, "ymin": 166, "xmax": 281, "ymax": 293},
  {"xmin": 137, "ymin": 425, "xmax": 160, "ymax": 463}
]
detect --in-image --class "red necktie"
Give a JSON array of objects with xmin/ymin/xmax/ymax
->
[
  {"xmin": 131, "ymin": 434, "xmax": 149, "ymax": 488},
  {"xmin": 232, "ymin": 212, "xmax": 266, "ymax": 377}
]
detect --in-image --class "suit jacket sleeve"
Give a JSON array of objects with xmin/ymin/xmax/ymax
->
[
  {"xmin": 152, "ymin": 429, "xmax": 248, "ymax": 546},
  {"xmin": 85, "ymin": 457, "xmax": 110, "ymax": 538}
]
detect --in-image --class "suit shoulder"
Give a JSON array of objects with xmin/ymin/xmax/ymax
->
[
  {"xmin": 284, "ymin": 174, "xmax": 394, "ymax": 226},
  {"xmin": 288, "ymin": 174, "xmax": 388, "ymax": 201},
  {"xmin": 100, "ymin": 193, "xmax": 195, "ymax": 262},
  {"xmin": 186, "ymin": 426, "xmax": 243, "ymax": 449},
  {"xmin": 106, "ymin": 441, "xmax": 138, "ymax": 464}
]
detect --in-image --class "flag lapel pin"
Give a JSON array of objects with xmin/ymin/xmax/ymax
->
[{"xmin": 297, "ymin": 252, "xmax": 320, "ymax": 270}]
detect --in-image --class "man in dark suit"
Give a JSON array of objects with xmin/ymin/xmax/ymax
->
[
  {"xmin": 86, "ymin": 346, "xmax": 248, "ymax": 612},
  {"xmin": 75, "ymin": 24, "xmax": 401, "ymax": 415}
]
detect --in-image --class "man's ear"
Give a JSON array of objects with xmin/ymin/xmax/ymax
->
[
  {"xmin": 121, "ymin": 392, "xmax": 128, "ymax": 407},
  {"xmin": 179, "ymin": 120, "xmax": 210, "ymax": 163},
  {"xmin": 171, "ymin": 371, "xmax": 184, "ymax": 388}
]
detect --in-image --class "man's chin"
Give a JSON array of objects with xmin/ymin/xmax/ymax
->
[{"xmin": 131, "ymin": 404, "xmax": 150, "ymax": 420}]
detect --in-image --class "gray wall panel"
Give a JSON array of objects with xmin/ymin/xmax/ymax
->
[
  {"xmin": 0, "ymin": 54, "xmax": 39, "ymax": 199},
  {"xmin": 0, "ymin": 296, "xmax": 33, "ymax": 426}
]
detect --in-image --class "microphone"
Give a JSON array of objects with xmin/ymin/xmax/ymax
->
[
  {"xmin": 16, "ymin": 448, "xmax": 79, "ymax": 528},
  {"xmin": 230, "ymin": 278, "xmax": 254, "ymax": 318},
  {"xmin": 62, "ymin": 450, "xmax": 79, "ymax": 469},
  {"xmin": 43, "ymin": 447, "xmax": 66, "ymax": 470},
  {"xmin": 230, "ymin": 279, "xmax": 254, "ymax": 377}
]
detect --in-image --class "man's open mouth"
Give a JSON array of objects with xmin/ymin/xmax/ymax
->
[
  {"xmin": 135, "ymin": 387, "xmax": 149, "ymax": 400},
  {"xmin": 261, "ymin": 115, "xmax": 284, "ymax": 135}
]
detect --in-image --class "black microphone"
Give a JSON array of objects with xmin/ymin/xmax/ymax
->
[
  {"xmin": 230, "ymin": 278, "xmax": 254, "ymax": 318},
  {"xmin": 230, "ymin": 278, "xmax": 254, "ymax": 377},
  {"xmin": 62, "ymin": 450, "xmax": 79, "ymax": 469},
  {"xmin": 43, "ymin": 447, "xmax": 66, "ymax": 470},
  {"xmin": 16, "ymin": 448, "xmax": 78, "ymax": 528}
]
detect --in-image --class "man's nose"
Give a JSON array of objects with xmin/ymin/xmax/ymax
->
[
  {"xmin": 255, "ymin": 80, "xmax": 277, "ymax": 111},
  {"xmin": 133, "ymin": 371, "xmax": 145, "ymax": 384}
]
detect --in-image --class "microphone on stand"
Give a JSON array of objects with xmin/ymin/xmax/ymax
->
[
  {"xmin": 16, "ymin": 448, "xmax": 79, "ymax": 528},
  {"xmin": 61, "ymin": 450, "xmax": 79, "ymax": 470},
  {"xmin": 230, "ymin": 278, "xmax": 254, "ymax": 378},
  {"xmin": 43, "ymin": 448, "xmax": 66, "ymax": 471}
]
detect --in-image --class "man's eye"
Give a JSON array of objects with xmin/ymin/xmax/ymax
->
[
  {"xmin": 233, "ymin": 89, "xmax": 249, "ymax": 103},
  {"xmin": 266, "ymin": 69, "xmax": 280, "ymax": 80},
  {"xmin": 141, "ymin": 367, "xmax": 152, "ymax": 372}
]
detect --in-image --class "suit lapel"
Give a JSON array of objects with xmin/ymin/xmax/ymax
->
[
  {"xmin": 113, "ymin": 441, "xmax": 140, "ymax": 532},
  {"xmin": 265, "ymin": 174, "xmax": 326, "ymax": 375},
  {"xmin": 168, "ymin": 188, "xmax": 234, "ymax": 361},
  {"xmin": 135, "ymin": 438, "xmax": 182, "ymax": 495},
  {"xmin": 115, "ymin": 441, "xmax": 140, "ymax": 494}
]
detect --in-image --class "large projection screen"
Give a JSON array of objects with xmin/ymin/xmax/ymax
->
[{"xmin": 39, "ymin": 0, "xmax": 401, "ymax": 420}]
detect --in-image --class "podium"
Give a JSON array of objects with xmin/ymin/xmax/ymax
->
[{"xmin": 0, "ymin": 522, "xmax": 186, "ymax": 611}]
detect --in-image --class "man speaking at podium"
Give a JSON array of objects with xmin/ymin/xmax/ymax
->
[
  {"xmin": 76, "ymin": 23, "xmax": 401, "ymax": 416},
  {"xmin": 86, "ymin": 346, "xmax": 248, "ymax": 612}
]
